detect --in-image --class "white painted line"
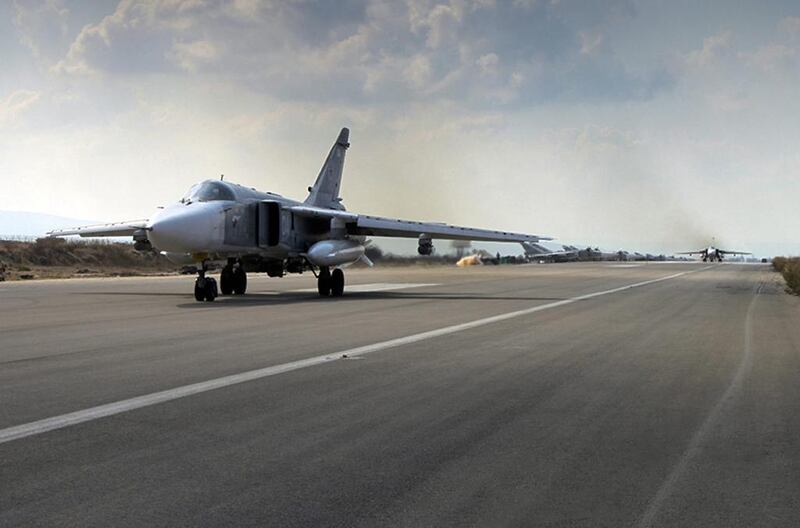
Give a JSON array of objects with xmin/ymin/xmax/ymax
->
[
  {"xmin": 606, "ymin": 264, "xmax": 642, "ymax": 268},
  {"xmin": 636, "ymin": 278, "xmax": 762, "ymax": 527},
  {"xmin": 291, "ymin": 283, "xmax": 438, "ymax": 293},
  {"xmin": 0, "ymin": 266, "xmax": 713, "ymax": 445}
]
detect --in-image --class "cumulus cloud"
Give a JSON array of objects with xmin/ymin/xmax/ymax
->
[
  {"xmin": 739, "ymin": 44, "xmax": 796, "ymax": 72},
  {"xmin": 779, "ymin": 15, "xmax": 800, "ymax": 35},
  {"xmin": 44, "ymin": 0, "xmax": 668, "ymax": 107},
  {"xmin": 707, "ymin": 91, "xmax": 750, "ymax": 113},
  {"xmin": 169, "ymin": 39, "xmax": 220, "ymax": 72},
  {"xmin": 12, "ymin": 0, "xmax": 70, "ymax": 62},
  {"xmin": 579, "ymin": 31, "xmax": 604, "ymax": 55},
  {"xmin": 0, "ymin": 90, "xmax": 41, "ymax": 126},
  {"xmin": 476, "ymin": 52, "xmax": 499, "ymax": 75},
  {"xmin": 403, "ymin": 54, "xmax": 434, "ymax": 90},
  {"xmin": 53, "ymin": 0, "xmax": 212, "ymax": 75},
  {"xmin": 685, "ymin": 31, "xmax": 732, "ymax": 68},
  {"xmin": 408, "ymin": 0, "xmax": 469, "ymax": 49}
]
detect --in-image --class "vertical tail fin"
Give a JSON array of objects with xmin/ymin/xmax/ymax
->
[
  {"xmin": 305, "ymin": 128, "xmax": 349, "ymax": 210},
  {"xmin": 520, "ymin": 241, "xmax": 550, "ymax": 256}
]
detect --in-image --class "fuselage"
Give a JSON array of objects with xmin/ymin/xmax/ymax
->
[{"xmin": 145, "ymin": 179, "xmax": 356, "ymax": 262}]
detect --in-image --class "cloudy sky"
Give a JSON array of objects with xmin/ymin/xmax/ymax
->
[{"xmin": 2, "ymin": 0, "xmax": 799, "ymax": 255}]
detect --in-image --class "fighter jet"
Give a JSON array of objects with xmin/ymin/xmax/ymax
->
[
  {"xmin": 49, "ymin": 128, "xmax": 551, "ymax": 301},
  {"xmin": 520, "ymin": 242, "xmax": 579, "ymax": 263},
  {"xmin": 521, "ymin": 243, "xmax": 624, "ymax": 263},
  {"xmin": 677, "ymin": 242, "xmax": 750, "ymax": 262}
]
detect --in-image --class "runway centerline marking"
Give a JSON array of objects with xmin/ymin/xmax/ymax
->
[{"xmin": 0, "ymin": 266, "xmax": 713, "ymax": 445}]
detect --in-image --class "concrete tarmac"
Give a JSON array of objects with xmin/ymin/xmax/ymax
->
[{"xmin": 1, "ymin": 263, "xmax": 799, "ymax": 526}]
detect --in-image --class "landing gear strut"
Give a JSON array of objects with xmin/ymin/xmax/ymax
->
[
  {"xmin": 317, "ymin": 266, "xmax": 346, "ymax": 297},
  {"xmin": 221, "ymin": 258, "xmax": 247, "ymax": 295},
  {"xmin": 194, "ymin": 262, "xmax": 218, "ymax": 302}
]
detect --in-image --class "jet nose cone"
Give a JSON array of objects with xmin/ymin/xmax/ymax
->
[{"xmin": 147, "ymin": 204, "xmax": 222, "ymax": 252}]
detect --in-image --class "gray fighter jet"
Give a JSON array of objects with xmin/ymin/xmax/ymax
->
[
  {"xmin": 521, "ymin": 243, "xmax": 624, "ymax": 263},
  {"xmin": 676, "ymin": 243, "xmax": 750, "ymax": 262},
  {"xmin": 49, "ymin": 128, "xmax": 550, "ymax": 301}
]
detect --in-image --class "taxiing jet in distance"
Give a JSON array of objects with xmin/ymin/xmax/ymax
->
[
  {"xmin": 677, "ymin": 242, "xmax": 750, "ymax": 262},
  {"xmin": 49, "ymin": 128, "xmax": 551, "ymax": 301}
]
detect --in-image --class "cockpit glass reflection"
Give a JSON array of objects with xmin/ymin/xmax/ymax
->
[{"xmin": 180, "ymin": 181, "xmax": 235, "ymax": 203}]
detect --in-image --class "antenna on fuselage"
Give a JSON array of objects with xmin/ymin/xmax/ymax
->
[{"xmin": 220, "ymin": 174, "xmax": 225, "ymax": 181}]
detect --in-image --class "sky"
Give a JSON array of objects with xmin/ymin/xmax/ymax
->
[{"xmin": 1, "ymin": 0, "xmax": 799, "ymax": 256}]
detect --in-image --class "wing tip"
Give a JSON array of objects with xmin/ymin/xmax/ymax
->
[{"xmin": 337, "ymin": 127, "xmax": 350, "ymax": 147}]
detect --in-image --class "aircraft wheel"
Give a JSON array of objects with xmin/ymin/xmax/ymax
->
[
  {"xmin": 194, "ymin": 277, "xmax": 217, "ymax": 302},
  {"xmin": 194, "ymin": 278, "xmax": 205, "ymax": 302},
  {"xmin": 233, "ymin": 267, "xmax": 247, "ymax": 295},
  {"xmin": 317, "ymin": 267, "xmax": 331, "ymax": 297},
  {"xmin": 220, "ymin": 266, "xmax": 234, "ymax": 295},
  {"xmin": 331, "ymin": 268, "xmax": 345, "ymax": 297},
  {"xmin": 203, "ymin": 277, "xmax": 217, "ymax": 302}
]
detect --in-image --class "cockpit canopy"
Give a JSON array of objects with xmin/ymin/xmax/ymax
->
[{"xmin": 180, "ymin": 181, "xmax": 236, "ymax": 204}]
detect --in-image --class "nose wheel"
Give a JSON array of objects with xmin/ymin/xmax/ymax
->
[
  {"xmin": 194, "ymin": 265, "xmax": 218, "ymax": 302},
  {"xmin": 317, "ymin": 267, "xmax": 345, "ymax": 297}
]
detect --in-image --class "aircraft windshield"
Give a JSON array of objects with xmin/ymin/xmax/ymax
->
[{"xmin": 180, "ymin": 181, "xmax": 236, "ymax": 203}]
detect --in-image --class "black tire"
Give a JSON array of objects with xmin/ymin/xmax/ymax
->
[
  {"xmin": 194, "ymin": 278, "xmax": 205, "ymax": 302},
  {"xmin": 331, "ymin": 268, "xmax": 344, "ymax": 297},
  {"xmin": 220, "ymin": 267, "xmax": 233, "ymax": 295},
  {"xmin": 204, "ymin": 277, "xmax": 218, "ymax": 302},
  {"xmin": 233, "ymin": 268, "xmax": 247, "ymax": 295},
  {"xmin": 317, "ymin": 267, "xmax": 331, "ymax": 297}
]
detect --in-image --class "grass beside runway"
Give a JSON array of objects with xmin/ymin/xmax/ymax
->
[{"xmin": 773, "ymin": 257, "xmax": 800, "ymax": 294}]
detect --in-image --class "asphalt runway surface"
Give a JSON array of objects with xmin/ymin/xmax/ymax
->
[{"xmin": 2, "ymin": 262, "xmax": 799, "ymax": 527}]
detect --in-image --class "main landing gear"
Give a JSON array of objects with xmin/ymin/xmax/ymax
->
[
  {"xmin": 220, "ymin": 258, "xmax": 247, "ymax": 295},
  {"xmin": 317, "ymin": 266, "xmax": 345, "ymax": 297}
]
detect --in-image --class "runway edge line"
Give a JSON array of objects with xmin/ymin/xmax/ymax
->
[{"xmin": 0, "ymin": 266, "xmax": 714, "ymax": 445}]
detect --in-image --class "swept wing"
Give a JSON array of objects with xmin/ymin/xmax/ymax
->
[
  {"xmin": 47, "ymin": 220, "xmax": 149, "ymax": 238},
  {"xmin": 289, "ymin": 205, "xmax": 550, "ymax": 243}
]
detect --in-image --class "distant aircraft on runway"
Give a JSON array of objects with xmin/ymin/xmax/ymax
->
[
  {"xmin": 676, "ymin": 242, "xmax": 750, "ymax": 262},
  {"xmin": 521, "ymin": 243, "xmax": 624, "ymax": 263},
  {"xmin": 49, "ymin": 128, "xmax": 550, "ymax": 301}
]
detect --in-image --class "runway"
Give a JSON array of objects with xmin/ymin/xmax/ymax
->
[{"xmin": 2, "ymin": 263, "xmax": 799, "ymax": 526}]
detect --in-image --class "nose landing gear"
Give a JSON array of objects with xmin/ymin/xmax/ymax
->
[{"xmin": 194, "ymin": 262, "xmax": 218, "ymax": 302}]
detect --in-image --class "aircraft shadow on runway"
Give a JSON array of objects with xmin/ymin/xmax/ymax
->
[{"xmin": 83, "ymin": 291, "xmax": 567, "ymax": 308}]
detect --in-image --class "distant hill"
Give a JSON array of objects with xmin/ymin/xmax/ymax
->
[
  {"xmin": 0, "ymin": 210, "xmax": 99, "ymax": 239},
  {"xmin": 0, "ymin": 238, "xmax": 176, "ymax": 280}
]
